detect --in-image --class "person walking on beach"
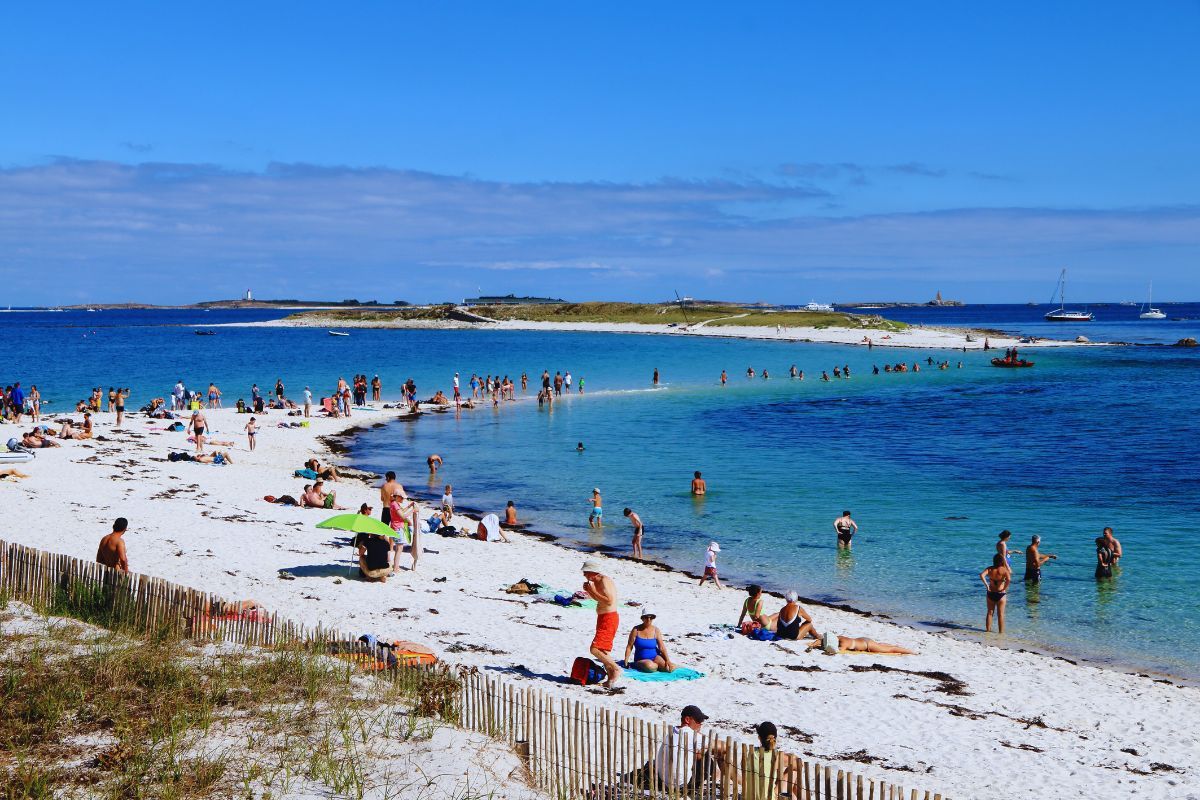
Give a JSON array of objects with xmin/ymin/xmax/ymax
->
[
  {"xmin": 453, "ymin": 372, "xmax": 460, "ymax": 403},
  {"xmin": 29, "ymin": 385, "xmax": 40, "ymax": 423},
  {"xmin": 303, "ymin": 386, "xmax": 312, "ymax": 418},
  {"xmin": 581, "ymin": 560, "xmax": 620, "ymax": 688},
  {"xmin": 97, "ymin": 518, "xmax": 130, "ymax": 572},
  {"xmin": 244, "ymin": 416, "xmax": 257, "ymax": 451},
  {"xmin": 834, "ymin": 511, "xmax": 858, "ymax": 550},
  {"xmin": 275, "ymin": 379, "xmax": 285, "ymax": 401},
  {"xmin": 624, "ymin": 508, "xmax": 644, "ymax": 559},
  {"xmin": 589, "ymin": 488, "xmax": 603, "ymax": 528},
  {"xmin": 690, "ymin": 471, "xmax": 706, "ymax": 496},
  {"xmin": 981, "ymin": 554, "xmax": 1011, "ymax": 633},
  {"xmin": 1024, "ymin": 535, "xmax": 1056, "ymax": 583},
  {"xmin": 699, "ymin": 542, "xmax": 722, "ymax": 588},
  {"xmin": 187, "ymin": 409, "xmax": 208, "ymax": 454}
]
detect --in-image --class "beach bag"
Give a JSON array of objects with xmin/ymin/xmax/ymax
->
[
  {"xmin": 168, "ymin": 422, "xmax": 185, "ymax": 432},
  {"xmin": 750, "ymin": 627, "xmax": 777, "ymax": 642},
  {"xmin": 569, "ymin": 657, "xmax": 607, "ymax": 686}
]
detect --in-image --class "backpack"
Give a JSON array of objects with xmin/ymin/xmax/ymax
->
[{"xmin": 569, "ymin": 656, "xmax": 607, "ymax": 686}]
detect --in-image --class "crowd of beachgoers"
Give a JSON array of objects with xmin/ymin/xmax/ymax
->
[{"xmin": 0, "ymin": 361, "xmax": 1185, "ymax": 800}]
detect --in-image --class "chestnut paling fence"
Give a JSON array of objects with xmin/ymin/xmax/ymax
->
[{"xmin": 0, "ymin": 539, "xmax": 948, "ymax": 800}]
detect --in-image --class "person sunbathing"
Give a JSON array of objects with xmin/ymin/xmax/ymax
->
[
  {"xmin": 193, "ymin": 450, "xmax": 233, "ymax": 465},
  {"xmin": 806, "ymin": 634, "xmax": 915, "ymax": 655},
  {"xmin": 306, "ymin": 458, "xmax": 341, "ymax": 482},
  {"xmin": 59, "ymin": 420, "xmax": 85, "ymax": 439},
  {"xmin": 307, "ymin": 480, "xmax": 344, "ymax": 509},
  {"xmin": 0, "ymin": 467, "xmax": 31, "ymax": 480},
  {"xmin": 623, "ymin": 608, "xmax": 675, "ymax": 673},
  {"xmin": 23, "ymin": 429, "xmax": 58, "ymax": 448}
]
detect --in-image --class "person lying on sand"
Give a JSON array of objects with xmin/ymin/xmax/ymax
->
[
  {"xmin": 623, "ymin": 608, "xmax": 675, "ymax": 673},
  {"xmin": 0, "ymin": 467, "xmax": 31, "ymax": 480},
  {"xmin": 22, "ymin": 429, "xmax": 59, "ymax": 448},
  {"xmin": 306, "ymin": 458, "xmax": 340, "ymax": 482},
  {"xmin": 806, "ymin": 634, "xmax": 915, "ymax": 655},
  {"xmin": 193, "ymin": 450, "xmax": 233, "ymax": 465}
]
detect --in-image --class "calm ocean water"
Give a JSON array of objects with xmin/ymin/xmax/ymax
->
[{"xmin": 5, "ymin": 306, "xmax": 1199, "ymax": 678}]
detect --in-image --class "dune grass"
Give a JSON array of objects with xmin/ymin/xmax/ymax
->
[{"xmin": 0, "ymin": 602, "xmax": 467, "ymax": 799}]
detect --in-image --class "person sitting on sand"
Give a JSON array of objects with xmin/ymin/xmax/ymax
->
[
  {"xmin": 354, "ymin": 530, "xmax": 394, "ymax": 583},
  {"xmin": 807, "ymin": 633, "xmax": 915, "ymax": 655},
  {"xmin": 476, "ymin": 513, "xmax": 511, "ymax": 543},
  {"xmin": 97, "ymin": 517, "xmax": 130, "ymax": 572},
  {"xmin": 428, "ymin": 391, "xmax": 451, "ymax": 406},
  {"xmin": 309, "ymin": 480, "xmax": 343, "ymax": 509},
  {"xmin": 623, "ymin": 608, "xmax": 675, "ymax": 673},
  {"xmin": 306, "ymin": 458, "xmax": 340, "ymax": 482},
  {"xmin": 505, "ymin": 500, "xmax": 519, "ymax": 526},
  {"xmin": 746, "ymin": 721, "xmax": 795, "ymax": 800},
  {"xmin": 654, "ymin": 705, "xmax": 724, "ymax": 791},
  {"xmin": 767, "ymin": 591, "xmax": 819, "ymax": 641},
  {"xmin": 737, "ymin": 584, "xmax": 770, "ymax": 628}
]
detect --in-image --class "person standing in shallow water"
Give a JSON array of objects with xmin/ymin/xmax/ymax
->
[
  {"xmin": 653, "ymin": 368, "xmax": 659, "ymax": 386},
  {"xmin": 834, "ymin": 510, "xmax": 857, "ymax": 550},
  {"xmin": 1024, "ymin": 535, "xmax": 1056, "ymax": 583},
  {"xmin": 691, "ymin": 471, "xmax": 706, "ymax": 495},
  {"xmin": 981, "ymin": 554, "xmax": 1011, "ymax": 633}
]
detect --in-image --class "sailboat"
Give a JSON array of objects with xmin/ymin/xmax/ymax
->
[
  {"xmin": 1139, "ymin": 283, "xmax": 1166, "ymax": 320},
  {"xmin": 1044, "ymin": 269, "xmax": 1093, "ymax": 322}
]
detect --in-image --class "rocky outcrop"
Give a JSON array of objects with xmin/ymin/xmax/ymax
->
[{"xmin": 1174, "ymin": 337, "xmax": 1198, "ymax": 347}]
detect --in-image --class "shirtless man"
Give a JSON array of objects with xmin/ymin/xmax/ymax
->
[
  {"xmin": 380, "ymin": 471, "xmax": 407, "ymax": 524},
  {"xmin": 1102, "ymin": 527, "xmax": 1123, "ymax": 565},
  {"xmin": 623, "ymin": 507, "xmax": 644, "ymax": 559},
  {"xmin": 690, "ymin": 471, "xmax": 706, "ymax": 496},
  {"xmin": 427, "ymin": 454, "xmax": 443, "ymax": 474},
  {"xmin": 980, "ymin": 554, "xmax": 1011, "ymax": 633},
  {"xmin": 582, "ymin": 560, "xmax": 620, "ymax": 688},
  {"xmin": 97, "ymin": 518, "xmax": 130, "ymax": 572},
  {"xmin": 1024, "ymin": 535, "xmax": 1057, "ymax": 583},
  {"xmin": 187, "ymin": 409, "xmax": 208, "ymax": 454}
]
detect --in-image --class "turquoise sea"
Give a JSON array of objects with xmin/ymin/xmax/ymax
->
[{"xmin": 5, "ymin": 306, "xmax": 1199, "ymax": 679}]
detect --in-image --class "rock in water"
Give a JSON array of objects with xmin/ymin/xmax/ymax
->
[{"xmin": 1175, "ymin": 337, "xmax": 1198, "ymax": 347}]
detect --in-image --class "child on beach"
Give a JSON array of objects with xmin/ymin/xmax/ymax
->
[
  {"xmin": 582, "ymin": 560, "xmax": 620, "ymax": 688},
  {"xmin": 589, "ymin": 488, "xmax": 603, "ymax": 528},
  {"xmin": 244, "ymin": 417, "xmax": 257, "ymax": 451},
  {"xmin": 442, "ymin": 484, "xmax": 454, "ymax": 516},
  {"xmin": 699, "ymin": 542, "xmax": 722, "ymax": 588}
]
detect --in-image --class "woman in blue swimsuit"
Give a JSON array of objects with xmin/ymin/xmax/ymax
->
[{"xmin": 622, "ymin": 608, "xmax": 675, "ymax": 673}]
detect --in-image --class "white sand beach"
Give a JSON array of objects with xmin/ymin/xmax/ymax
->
[
  {"xmin": 2, "ymin": 406, "xmax": 1194, "ymax": 800},
  {"xmin": 229, "ymin": 313, "xmax": 1100, "ymax": 350}
]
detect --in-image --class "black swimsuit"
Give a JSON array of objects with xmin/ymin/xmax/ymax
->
[{"xmin": 836, "ymin": 522, "xmax": 854, "ymax": 543}]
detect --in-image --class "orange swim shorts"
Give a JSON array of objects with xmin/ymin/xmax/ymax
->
[{"xmin": 592, "ymin": 611, "xmax": 619, "ymax": 652}]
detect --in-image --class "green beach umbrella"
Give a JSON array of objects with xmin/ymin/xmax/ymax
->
[{"xmin": 316, "ymin": 513, "xmax": 402, "ymax": 539}]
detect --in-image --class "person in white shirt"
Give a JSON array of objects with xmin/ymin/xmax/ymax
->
[
  {"xmin": 303, "ymin": 387, "xmax": 312, "ymax": 418},
  {"xmin": 655, "ymin": 705, "xmax": 721, "ymax": 790},
  {"xmin": 698, "ymin": 542, "xmax": 723, "ymax": 589}
]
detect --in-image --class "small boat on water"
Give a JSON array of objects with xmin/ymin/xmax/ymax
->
[
  {"xmin": 1044, "ymin": 269, "xmax": 1093, "ymax": 322},
  {"xmin": 194, "ymin": 330, "xmax": 216, "ymax": 336},
  {"xmin": 804, "ymin": 301, "xmax": 835, "ymax": 312},
  {"xmin": 1139, "ymin": 282, "xmax": 1166, "ymax": 320},
  {"xmin": 328, "ymin": 330, "xmax": 350, "ymax": 337},
  {"xmin": 992, "ymin": 357, "xmax": 1034, "ymax": 368}
]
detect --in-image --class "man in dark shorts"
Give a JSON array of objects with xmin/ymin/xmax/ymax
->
[{"xmin": 1024, "ymin": 535, "xmax": 1057, "ymax": 583}]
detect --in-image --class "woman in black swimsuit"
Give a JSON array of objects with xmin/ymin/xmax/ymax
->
[
  {"xmin": 980, "ymin": 554, "xmax": 1011, "ymax": 633},
  {"xmin": 1094, "ymin": 537, "xmax": 1114, "ymax": 579},
  {"xmin": 834, "ymin": 510, "xmax": 857, "ymax": 550}
]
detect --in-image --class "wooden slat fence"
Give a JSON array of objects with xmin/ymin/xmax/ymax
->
[{"xmin": 0, "ymin": 540, "xmax": 946, "ymax": 800}]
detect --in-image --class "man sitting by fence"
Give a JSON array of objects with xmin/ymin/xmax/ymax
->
[{"xmin": 654, "ymin": 704, "xmax": 724, "ymax": 794}]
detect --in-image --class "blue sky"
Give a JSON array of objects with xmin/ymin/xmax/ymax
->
[{"xmin": 2, "ymin": 2, "xmax": 1198, "ymax": 304}]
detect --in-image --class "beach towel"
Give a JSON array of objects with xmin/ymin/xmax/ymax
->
[
  {"xmin": 620, "ymin": 666, "xmax": 704, "ymax": 682},
  {"xmin": 294, "ymin": 468, "xmax": 319, "ymax": 480}
]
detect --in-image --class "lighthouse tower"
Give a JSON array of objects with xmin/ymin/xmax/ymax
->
[{"xmin": 245, "ymin": 289, "xmax": 253, "ymax": 301}]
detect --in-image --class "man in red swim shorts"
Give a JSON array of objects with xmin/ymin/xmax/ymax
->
[{"xmin": 582, "ymin": 559, "xmax": 620, "ymax": 688}]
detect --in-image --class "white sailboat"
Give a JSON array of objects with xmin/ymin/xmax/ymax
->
[
  {"xmin": 1044, "ymin": 269, "xmax": 1093, "ymax": 322},
  {"xmin": 1139, "ymin": 283, "xmax": 1166, "ymax": 319}
]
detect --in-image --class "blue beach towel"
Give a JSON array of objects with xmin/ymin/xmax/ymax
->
[{"xmin": 621, "ymin": 666, "xmax": 704, "ymax": 682}]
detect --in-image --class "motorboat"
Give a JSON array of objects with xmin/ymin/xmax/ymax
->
[
  {"xmin": 1044, "ymin": 269, "xmax": 1093, "ymax": 321},
  {"xmin": 1139, "ymin": 283, "xmax": 1166, "ymax": 319},
  {"xmin": 328, "ymin": 330, "xmax": 350, "ymax": 337},
  {"xmin": 991, "ymin": 357, "xmax": 1035, "ymax": 368},
  {"xmin": 194, "ymin": 330, "xmax": 216, "ymax": 336}
]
